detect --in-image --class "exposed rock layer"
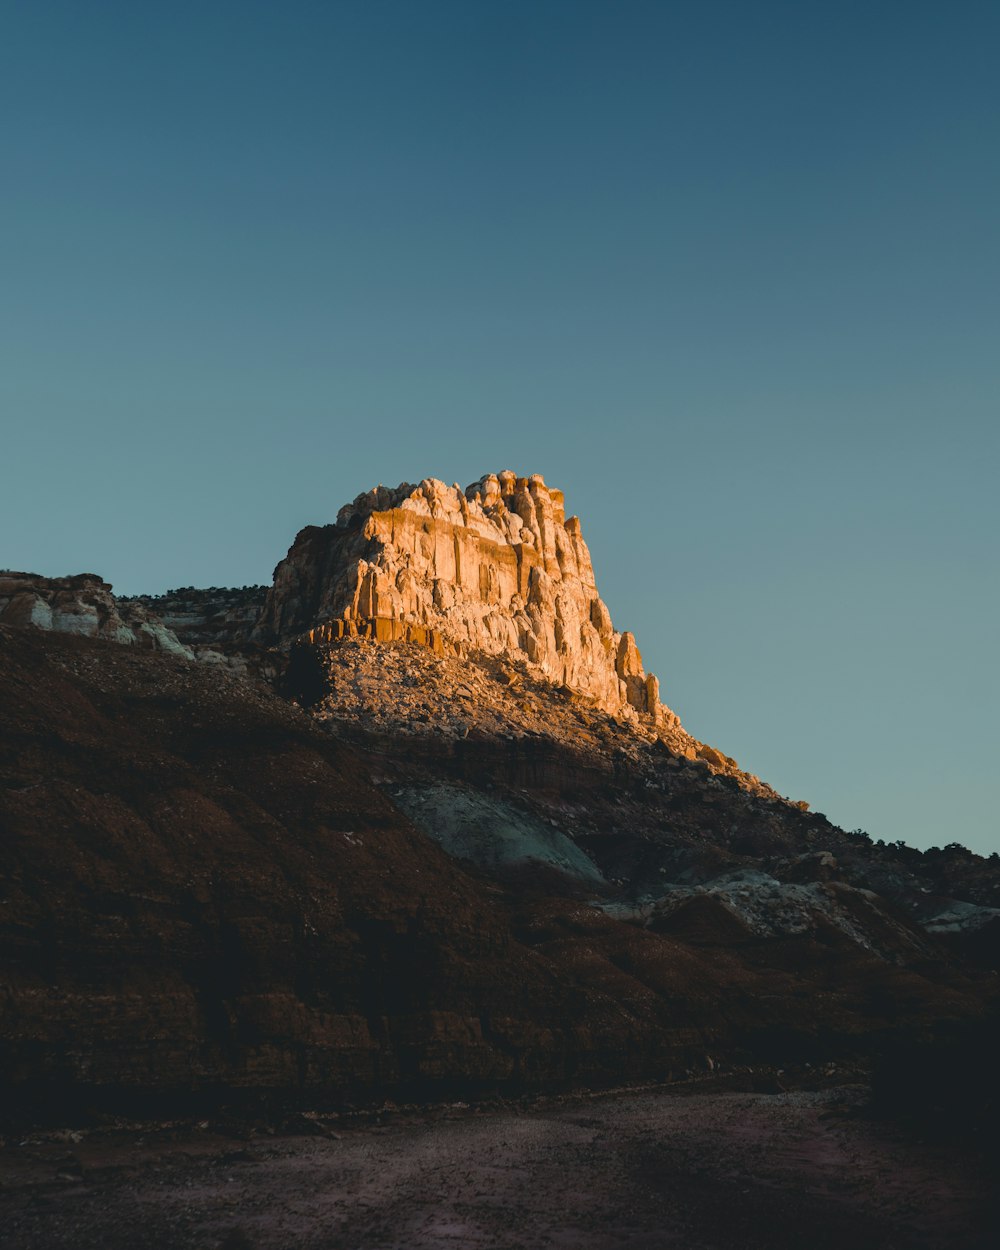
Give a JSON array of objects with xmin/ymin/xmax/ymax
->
[
  {"xmin": 0, "ymin": 572, "xmax": 191, "ymax": 657},
  {"xmin": 257, "ymin": 473, "xmax": 674, "ymax": 726}
]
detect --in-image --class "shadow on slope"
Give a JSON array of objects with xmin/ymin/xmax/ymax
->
[{"xmin": 0, "ymin": 628, "xmax": 996, "ymax": 1124}]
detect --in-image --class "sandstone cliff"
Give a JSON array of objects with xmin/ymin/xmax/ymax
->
[{"xmin": 257, "ymin": 473, "xmax": 673, "ymax": 727}]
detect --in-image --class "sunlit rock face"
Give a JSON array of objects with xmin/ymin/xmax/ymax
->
[
  {"xmin": 257, "ymin": 472, "xmax": 678, "ymax": 725},
  {"xmin": 0, "ymin": 572, "xmax": 192, "ymax": 657}
]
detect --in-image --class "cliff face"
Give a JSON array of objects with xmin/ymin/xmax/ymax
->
[{"xmin": 257, "ymin": 473, "xmax": 673, "ymax": 726}]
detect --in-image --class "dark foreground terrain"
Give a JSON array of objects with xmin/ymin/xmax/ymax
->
[
  {"xmin": 4, "ymin": 626, "xmax": 999, "ymax": 1119},
  {"xmin": 2, "ymin": 1081, "xmax": 995, "ymax": 1250},
  {"xmin": 3, "ymin": 595, "xmax": 999, "ymax": 1250}
]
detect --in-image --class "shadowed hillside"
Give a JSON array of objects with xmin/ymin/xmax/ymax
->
[{"xmin": 1, "ymin": 625, "xmax": 996, "ymax": 1122}]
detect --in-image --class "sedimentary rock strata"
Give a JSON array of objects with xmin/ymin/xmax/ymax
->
[{"xmin": 257, "ymin": 473, "xmax": 678, "ymax": 727}]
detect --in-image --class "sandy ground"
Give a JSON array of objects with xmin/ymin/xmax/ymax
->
[{"xmin": 1, "ymin": 1085, "xmax": 995, "ymax": 1250}]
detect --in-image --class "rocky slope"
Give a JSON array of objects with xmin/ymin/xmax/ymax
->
[
  {"xmin": 1, "ymin": 625, "xmax": 689, "ymax": 1112},
  {"xmin": 1, "ymin": 625, "xmax": 992, "ymax": 1120},
  {"xmin": 299, "ymin": 634, "xmax": 1000, "ymax": 962}
]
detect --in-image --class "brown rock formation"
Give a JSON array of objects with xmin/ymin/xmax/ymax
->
[{"xmin": 256, "ymin": 473, "xmax": 680, "ymax": 728}]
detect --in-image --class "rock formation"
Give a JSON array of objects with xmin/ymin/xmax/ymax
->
[
  {"xmin": 0, "ymin": 571, "xmax": 192, "ymax": 658},
  {"xmin": 256, "ymin": 473, "xmax": 675, "ymax": 727}
]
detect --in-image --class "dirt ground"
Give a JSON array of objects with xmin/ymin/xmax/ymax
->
[{"xmin": 1, "ymin": 1084, "xmax": 995, "ymax": 1250}]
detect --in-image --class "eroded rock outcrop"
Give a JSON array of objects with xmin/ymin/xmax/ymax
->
[
  {"xmin": 0, "ymin": 572, "xmax": 192, "ymax": 658},
  {"xmin": 257, "ymin": 473, "xmax": 678, "ymax": 727}
]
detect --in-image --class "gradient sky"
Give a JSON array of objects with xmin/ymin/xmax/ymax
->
[{"xmin": 2, "ymin": 1, "xmax": 997, "ymax": 853}]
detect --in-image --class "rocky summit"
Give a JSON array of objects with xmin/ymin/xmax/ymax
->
[
  {"xmin": 258, "ymin": 472, "xmax": 763, "ymax": 785},
  {"xmin": 258, "ymin": 472, "xmax": 670, "ymax": 721},
  {"xmin": 1, "ymin": 472, "xmax": 999, "ymax": 1121}
]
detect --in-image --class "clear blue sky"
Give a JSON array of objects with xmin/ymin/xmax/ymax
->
[{"xmin": 2, "ymin": 1, "xmax": 997, "ymax": 853}]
